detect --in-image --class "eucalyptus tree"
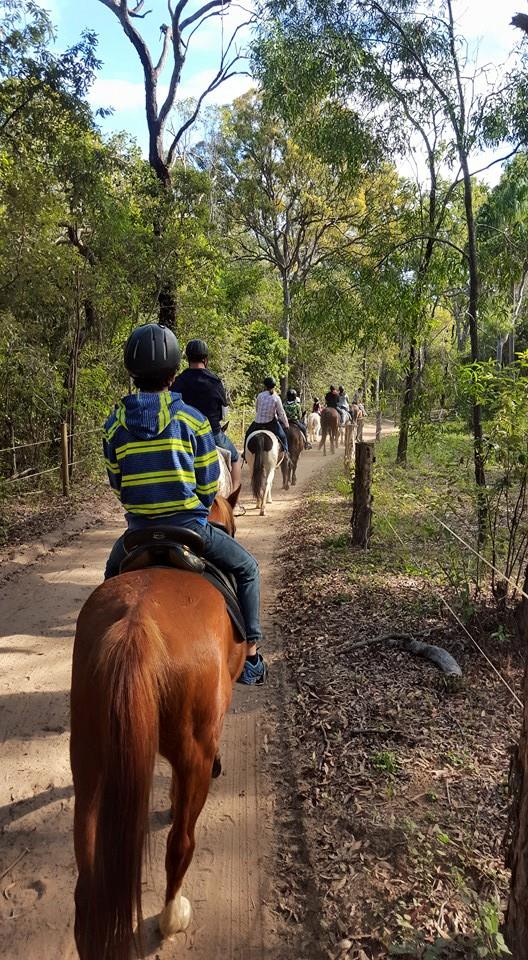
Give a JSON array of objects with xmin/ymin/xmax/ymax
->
[
  {"xmin": 97, "ymin": 0, "xmax": 253, "ymax": 326},
  {"xmin": 477, "ymin": 153, "xmax": 528, "ymax": 365},
  {"xmin": 214, "ymin": 91, "xmax": 387, "ymax": 392},
  {"xmin": 258, "ymin": 0, "xmax": 519, "ymax": 489}
]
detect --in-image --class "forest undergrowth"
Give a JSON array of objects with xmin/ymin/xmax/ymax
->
[{"xmin": 271, "ymin": 431, "xmax": 523, "ymax": 960}]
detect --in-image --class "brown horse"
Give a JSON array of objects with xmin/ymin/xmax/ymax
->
[
  {"xmin": 281, "ymin": 422, "xmax": 304, "ymax": 489},
  {"xmin": 70, "ymin": 491, "xmax": 245, "ymax": 960},
  {"xmin": 319, "ymin": 406, "xmax": 340, "ymax": 455}
]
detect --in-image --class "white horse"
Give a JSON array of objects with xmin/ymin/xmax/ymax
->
[
  {"xmin": 244, "ymin": 430, "xmax": 283, "ymax": 516},
  {"xmin": 307, "ymin": 412, "xmax": 321, "ymax": 443},
  {"xmin": 216, "ymin": 447, "xmax": 233, "ymax": 498}
]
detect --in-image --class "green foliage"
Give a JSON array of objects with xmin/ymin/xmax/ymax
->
[
  {"xmin": 242, "ymin": 321, "xmax": 288, "ymax": 397},
  {"xmin": 371, "ymin": 750, "xmax": 400, "ymax": 774}
]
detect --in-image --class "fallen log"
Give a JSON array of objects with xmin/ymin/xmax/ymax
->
[{"xmin": 336, "ymin": 631, "xmax": 462, "ymax": 676}]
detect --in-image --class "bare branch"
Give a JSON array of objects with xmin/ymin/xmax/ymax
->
[
  {"xmin": 180, "ymin": 0, "xmax": 229, "ymax": 32},
  {"xmin": 129, "ymin": 1, "xmax": 153, "ymax": 18},
  {"xmin": 154, "ymin": 23, "xmax": 173, "ymax": 76},
  {"xmin": 167, "ymin": 18, "xmax": 251, "ymax": 166}
]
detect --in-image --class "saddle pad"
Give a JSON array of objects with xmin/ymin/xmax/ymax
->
[{"xmin": 202, "ymin": 561, "xmax": 246, "ymax": 642}]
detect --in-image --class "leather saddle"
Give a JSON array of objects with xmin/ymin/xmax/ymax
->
[{"xmin": 119, "ymin": 525, "xmax": 246, "ymax": 642}]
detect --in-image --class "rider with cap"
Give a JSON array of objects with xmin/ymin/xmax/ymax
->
[
  {"xmin": 172, "ymin": 339, "xmax": 241, "ymax": 492},
  {"xmin": 244, "ymin": 376, "xmax": 290, "ymax": 455},
  {"xmin": 283, "ymin": 388, "xmax": 311, "ymax": 448},
  {"xmin": 325, "ymin": 385, "xmax": 340, "ymax": 409},
  {"xmin": 102, "ymin": 323, "xmax": 267, "ymax": 685}
]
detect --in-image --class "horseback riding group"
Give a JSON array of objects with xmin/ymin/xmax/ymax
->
[{"xmin": 70, "ymin": 322, "xmax": 365, "ymax": 960}]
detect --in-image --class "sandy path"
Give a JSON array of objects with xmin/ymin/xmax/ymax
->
[{"xmin": 0, "ymin": 424, "xmax": 362, "ymax": 959}]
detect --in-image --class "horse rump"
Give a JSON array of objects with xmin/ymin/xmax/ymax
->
[
  {"xmin": 247, "ymin": 432, "xmax": 273, "ymax": 500},
  {"xmin": 71, "ymin": 611, "xmax": 170, "ymax": 960}
]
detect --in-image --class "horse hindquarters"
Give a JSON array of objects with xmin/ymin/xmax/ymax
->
[{"xmin": 71, "ymin": 612, "xmax": 169, "ymax": 960}]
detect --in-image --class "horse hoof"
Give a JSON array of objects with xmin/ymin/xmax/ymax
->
[
  {"xmin": 159, "ymin": 894, "xmax": 192, "ymax": 939},
  {"xmin": 212, "ymin": 754, "xmax": 222, "ymax": 778}
]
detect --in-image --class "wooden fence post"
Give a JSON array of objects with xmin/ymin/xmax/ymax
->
[
  {"xmin": 357, "ymin": 417, "xmax": 364, "ymax": 441},
  {"xmin": 344, "ymin": 421, "xmax": 357, "ymax": 470},
  {"xmin": 351, "ymin": 441, "xmax": 374, "ymax": 547},
  {"xmin": 60, "ymin": 421, "xmax": 70, "ymax": 497}
]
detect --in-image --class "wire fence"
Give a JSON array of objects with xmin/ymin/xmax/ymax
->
[
  {"xmin": 0, "ymin": 409, "xmax": 254, "ymax": 496},
  {"xmin": 382, "ymin": 513, "xmax": 523, "ymax": 711},
  {"xmin": 0, "ymin": 424, "xmax": 103, "ymax": 494}
]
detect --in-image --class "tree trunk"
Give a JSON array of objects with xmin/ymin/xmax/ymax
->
[
  {"xmin": 461, "ymin": 156, "xmax": 486, "ymax": 495},
  {"xmin": 505, "ymin": 565, "xmax": 528, "ymax": 957},
  {"xmin": 280, "ymin": 273, "xmax": 291, "ymax": 398},
  {"xmin": 397, "ymin": 341, "xmax": 416, "ymax": 466},
  {"xmin": 361, "ymin": 350, "xmax": 368, "ymax": 404},
  {"xmin": 375, "ymin": 360, "xmax": 382, "ymax": 441},
  {"xmin": 351, "ymin": 441, "xmax": 374, "ymax": 547}
]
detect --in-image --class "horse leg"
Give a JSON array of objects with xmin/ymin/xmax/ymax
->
[
  {"xmin": 281, "ymin": 457, "xmax": 289, "ymax": 490},
  {"xmin": 212, "ymin": 753, "xmax": 222, "ymax": 778},
  {"xmin": 266, "ymin": 468, "xmax": 275, "ymax": 503},
  {"xmin": 160, "ymin": 743, "xmax": 213, "ymax": 939}
]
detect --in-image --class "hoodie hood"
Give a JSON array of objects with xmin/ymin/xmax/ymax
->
[{"xmin": 116, "ymin": 391, "xmax": 182, "ymax": 440}]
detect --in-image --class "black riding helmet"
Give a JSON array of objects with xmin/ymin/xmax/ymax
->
[
  {"xmin": 124, "ymin": 323, "xmax": 181, "ymax": 377},
  {"xmin": 263, "ymin": 376, "xmax": 276, "ymax": 389},
  {"xmin": 185, "ymin": 338, "xmax": 209, "ymax": 362},
  {"xmin": 286, "ymin": 388, "xmax": 297, "ymax": 400}
]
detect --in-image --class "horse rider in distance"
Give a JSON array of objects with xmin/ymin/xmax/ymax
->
[
  {"xmin": 283, "ymin": 388, "xmax": 312, "ymax": 449},
  {"xmin": 244, "ymin": 376, "xmax": 290, "ymax": 460},
  {"xmin": 172, "ymin": 338, "xmax": 242, "ymax": 493}
]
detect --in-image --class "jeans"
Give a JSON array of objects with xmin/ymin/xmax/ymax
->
[
  {"xmin": 104, "ymin": 520, "xmax": 262, "ymax": 644},
  {"xmin": 213, "ymin": 429, "xmax": 240, "ymax": 463},
  {"xmin": 290, "ymin": 419, "xmax": 308, "ymax": 442},
  {"xmin": 244, "ymin": 418, "xmax": 289, "ymax": 453}
]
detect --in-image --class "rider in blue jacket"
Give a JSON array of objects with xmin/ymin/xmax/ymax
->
[{"xmin": 103, "ymin": 323, "xmax": 267, "ymax": 685}]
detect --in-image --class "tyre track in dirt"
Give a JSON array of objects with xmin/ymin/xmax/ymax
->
[{"xmin": 0, "ymin": 436, "xmax": 345, "ymax": 959}]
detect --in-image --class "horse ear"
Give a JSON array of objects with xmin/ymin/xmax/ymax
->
[{"xmin": 227, "ymin": 485, "xmax": 241, "ymax": 508}]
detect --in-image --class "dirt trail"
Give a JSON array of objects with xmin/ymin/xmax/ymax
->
[{"xmin": 0, "ymin": 426, "xmax": 369, "ymax": 959}]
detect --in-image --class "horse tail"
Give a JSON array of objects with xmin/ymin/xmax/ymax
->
[
  {"xmin": 249, "ymin": 434, "xmax": 266, "ymax": 500},
  {"xmin": 86, "ymin": 614, "xmax": 169, "ymax": 960}
]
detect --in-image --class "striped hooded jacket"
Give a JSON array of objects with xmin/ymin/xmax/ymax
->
[{"xmin": 103, "ymin": 391, "xmax": 219, "ymax": 528}]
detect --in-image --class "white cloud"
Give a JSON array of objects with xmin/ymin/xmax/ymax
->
[
  {"xmin": 89, "ymin": 69, "xmax": 252, "ymax": 119},
  {"xmin": 88, "ymin": 77, "xmax": 169, "ymax": 113}
]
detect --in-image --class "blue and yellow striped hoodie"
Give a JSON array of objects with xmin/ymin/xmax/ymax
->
[{"xmin": 103, "ymin": 391, "xmax": 220, "ymax": 529}]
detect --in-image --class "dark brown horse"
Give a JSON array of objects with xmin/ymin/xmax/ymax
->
[
  {"xmin": 281, "ymin": 422, "xmax": 304, "ymax": 489},
  {"xmin": 319, "ymin": 406, "xmax": 340, "ymax": 455},
  {"xmin": 70, "ymin": 491, "xmax": 244, "ymax": 960}
]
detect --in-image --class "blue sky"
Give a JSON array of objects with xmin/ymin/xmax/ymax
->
[
  {"xmin": 39, "ymin": 0, "xmax": 526, "ymax": 177},
  {"xmin": 40, "ymin": 0, "xmax": 255, "ymax": 149}
]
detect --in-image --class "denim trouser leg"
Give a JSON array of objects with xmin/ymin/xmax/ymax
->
[
  {"xmin": 105, "ymin": 534, "xmax": 127, "ymax": 579},
  {"xmin": 274, "ymin": 420, "xmax": 289, "ymax": 453},
  {"xmin": 213, "ymin": 430, "xmax": 240, "ymax": 463},
  {"xmin": 295, "ymin": 421, "xmax": 308, "ymax": 441},
  {"xmin": 193, "ymin": 521, "xmax": 262, "ymax": 644}
]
